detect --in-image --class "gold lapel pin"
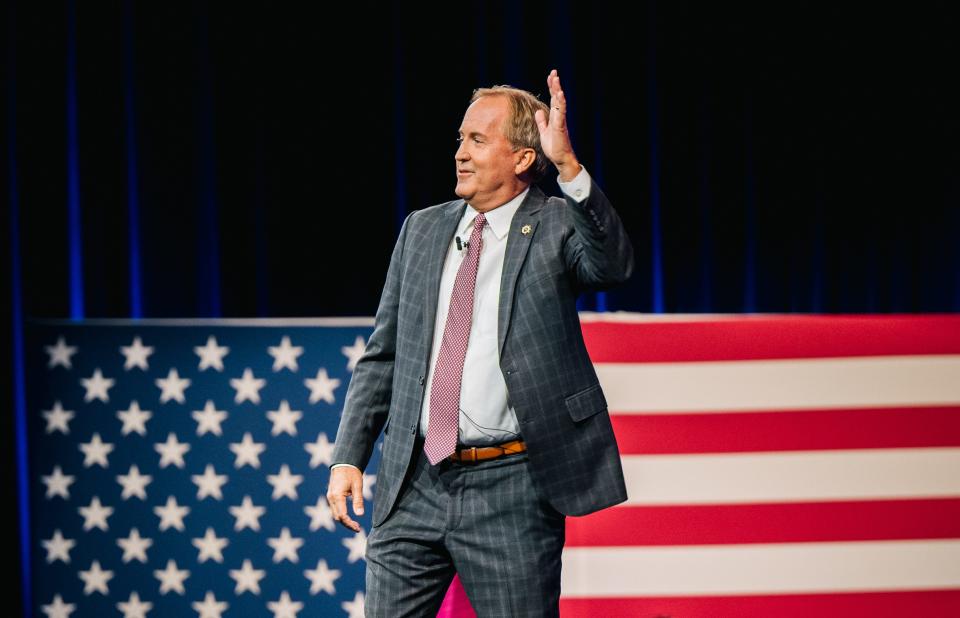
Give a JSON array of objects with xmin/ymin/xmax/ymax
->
[{"xmin": 521, "ymin": 224, "xmax": 532, "ymax": 235}]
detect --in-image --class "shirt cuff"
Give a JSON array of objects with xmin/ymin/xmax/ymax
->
[
  {"xmin": 557, "ymin": 163, "xmax": 591, "ymax": 202},
  {"xmin": 330, "ymin": 463, "xmax": 360, "ymax": 471}
]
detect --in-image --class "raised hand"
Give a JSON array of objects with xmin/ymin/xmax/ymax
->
[{"xmin": 534, "ymin": 69, "xmax": 581, "ymax": 181}]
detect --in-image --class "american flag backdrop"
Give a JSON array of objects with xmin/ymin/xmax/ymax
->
[
  {"xmin": 557, "ymin": 312, "xmax": 960, "ymax": 617},
  {"xmin": 24, "ymin": 314, "xmax": 960, "ymax": 617},
  {"xmin": 25, "ymin": 319, "xmax": 378, "ymax": 617}
]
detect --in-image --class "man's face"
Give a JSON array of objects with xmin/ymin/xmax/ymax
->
[{"xmin": 454, "ymin": 96, "xmax": 524, "ymax": 211}]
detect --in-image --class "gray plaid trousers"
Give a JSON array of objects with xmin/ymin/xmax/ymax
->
[{"xmin": 364, "ymin": 435, "xmax": 565, "ymax": 617}]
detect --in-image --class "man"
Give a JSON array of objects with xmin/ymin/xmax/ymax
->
[{"xmin": 327, "ymin": 69, "xmax": 633, "ymax": 616}]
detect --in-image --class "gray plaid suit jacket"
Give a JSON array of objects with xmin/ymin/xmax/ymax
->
[{"xmin": 331, "ymin": 178, "xmax": 634, "ymax": 528}]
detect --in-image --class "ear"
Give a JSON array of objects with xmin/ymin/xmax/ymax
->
[{"xmin": 515, "ymin": 148, "xmax": 537, "ymax": 175}]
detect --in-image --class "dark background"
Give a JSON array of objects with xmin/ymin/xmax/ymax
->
[{"xmin": 5, "ymin": 1, "xmax": 959, "ymax": 614}]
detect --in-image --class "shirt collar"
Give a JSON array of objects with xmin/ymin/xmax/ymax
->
[{"xmin": 458, "ymin": 186, "xmax": 530, "ymax": 241}]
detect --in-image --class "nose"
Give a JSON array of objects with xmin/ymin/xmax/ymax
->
[{"xmin": 455, "ymin": 140, "xmax": 469, "ymax": 162}]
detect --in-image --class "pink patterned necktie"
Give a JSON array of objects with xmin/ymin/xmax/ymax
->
[{"xmin": 423, "ymin": 212, "xmax": 487, "ymax": 465}]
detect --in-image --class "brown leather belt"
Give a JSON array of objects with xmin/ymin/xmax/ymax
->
[{"xmin": 449, "ymin": 439, "xmax": 526, "ymax": 463}]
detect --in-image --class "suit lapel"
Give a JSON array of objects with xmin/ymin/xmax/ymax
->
[
  {"xmin": 422, "ymin": 199, "xmax": 467, "ymax": 363},
  {"xmin": 497, "ymin": 186, "xmax": 545, "ymax": 358}
]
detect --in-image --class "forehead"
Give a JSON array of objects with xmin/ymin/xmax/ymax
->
[{"xmin": 459, "ymin": 95, "xmax": 510, "ymax": 137}]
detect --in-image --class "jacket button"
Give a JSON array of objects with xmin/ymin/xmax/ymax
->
[{"xmin": 418, "ymin": 375, "xmax": 424, "ymax": 385}]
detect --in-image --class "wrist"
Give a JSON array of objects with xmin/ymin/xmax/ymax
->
[{"xmin": 556, "ymin": 157, "xmax": 582, "ymax": 182}]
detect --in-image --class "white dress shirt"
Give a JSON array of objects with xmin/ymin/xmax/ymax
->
[{"xmin": 332, "ymin": 165, "xmax": 591, "ymax": 471}]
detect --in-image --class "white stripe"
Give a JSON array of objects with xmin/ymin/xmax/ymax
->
[
  {"xmin": 620, "ymin": 448, "xmax": 960, "ymax": 504},
  {"xmin": 597, "ymin": 355, "xmax": 960, "ymax": 413},
  {"xmin": 561, "ymin": 539, "xmax": 960, "ymax": 596},
  {"xmin": 578, "ymin": 311, "xmax": 757, "ymax": 322}
]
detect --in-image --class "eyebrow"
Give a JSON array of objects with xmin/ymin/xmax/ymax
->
[{"xmin": 457, "ymin": 130, "xmax": 487, "ymax": 138}]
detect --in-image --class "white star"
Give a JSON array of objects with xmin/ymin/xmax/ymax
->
[
  {"xmin": 117, "ymin": 528, "xmax": 153, "ymax": 563},
  {"xmin": 267, "ymin": 400, "xmax": 302, "ymax": 436},
  {"xmin": 155, "ymin": 432, "xmax": 190, "ymax": 468},
  {"xmin": 154, "ymin": 559, "xmax": 190, "ymax": 595},
  {"xmin": 229, "ymin": 495, "xmax": 266, "ymax": 532},
  {"xmin": 229, "ymin": 559, "xmax": 266, "ymax": 595},
  {"xmin": 79, "ymin": 432, "xmax": 114, "ymax": 468},
  {"xmin": 78, "ymin": 496, "xmax": 114, "ymax": 531},
  {"xmin": 304, "ymin": 496, "xmax": 336, "ymax": 532},
  {"xmin": 230, "ymin": 368, "xmax": 266, "ymax": 404},
  {"xmin": 192, "ymin": 400, "xmax": 228, "ymax": 436},
  {"xmin": 81, "ymin": 368, "xmax": 115, "ymax": 403},
  {"xmin": 192, "ymin": 591, "xmax": 229, "ymax": 618},
  {"xmin": 266, "ymin": 464, "xmax": 303, "ymax": 500},
  {"xmin": 191, "ymin": 464, "xmax": 228, "ymax": 500},
  {"xmin": 267, "ymin": 591, "xmax": 303, "ymax": 618},
  {"xmin": 120, "ymin": 336, "xmax": 154, "ymax": 371},
  {"xmin": 304, "ymin": 433, "xmax": 335, "ymax": 469},
  {"xmin": 305, "ymin": 368, "xmax": 340, "ymax": 404},
  {"xmin": 79, "ymin": 559, "xmax": 114, "ymax": 595},
  {"xmin": 342, "ymin": 528, "xmax": 368, "ymax": 563},
  {"xmin": 342, "ymin": 335, "xmax": 366, "ymax": 372},
  {"xmin": 155, "ymin": 368, "xmax": 191, "ymax": 404},
  {"xmin": 154, "ymin": 495, "xmax": 190, "ymax": 531},
  {"xmin": 116, "ymin": 591, "xmax": 153, "ymax": 618},
  {"xmin": 116, "ymin": 464, "xmax": 153, "ymax": 500},
  {"xmin": 304, "ymin": 558, "xmax": 341, "ymax": 595},
  {"xmin": 42, "ymin": 529, "xmax": 76, "ymax": 564},
  {"xmin": 192, "ymin": 527, "xmax": 229, "ymax": 563},
  {"xmin": 42, "ymin": 401, "xmax": 75, "ymax": 434},
  {"xmin": 267, "ymin": 527, "xmax": 304, "ymax": 563},
  {"xmin": 229, "ymin": 432, "xmax": 266, "ymax": 469},
  {"xmin": 42, "ymin": 465, "xmax": 76, "ymax": 499},
  {"xmin": 41, "ymin": 593, "xmax": 76, "ymax": 618},
  {"xmin": 45, "ymin": 336, "xmax": 78, "ymax": 369},
  {"xmin": 342, "ymin": 591, "xmax": 365, "ymax": 618},
  {"xmin": 117, "ymin": 400, "xmax": 153, "ymax": 436},
  {"xmin": 268, "ymin": 335, "xmax": 304, "ymax": 372},
  {"xmin": 361, "ymin": 472, "xmax": 377, "ymax": 501},
  {"xmin": 195, "ymin": 335, "xmax": 230, "ymax": 371}
]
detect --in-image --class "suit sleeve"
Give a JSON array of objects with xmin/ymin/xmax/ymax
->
[
  {"xmin": 562, "ymin": 176, "xmax": 635, "ymax": 291},
  {"xmin": 329, "ymin": 211, "xmax": 414, "ymax": 472}
]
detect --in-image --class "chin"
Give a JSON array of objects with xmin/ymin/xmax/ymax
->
[{"xmin": 454, "ymin": 183, "xmax": 473, "ymax": 200}]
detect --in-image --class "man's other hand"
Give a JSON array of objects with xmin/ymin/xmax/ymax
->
[{"xmin": 327, "ymin": 466, "xmax": 365, "ymax": 532}]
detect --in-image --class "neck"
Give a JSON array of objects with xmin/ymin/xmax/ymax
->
[{"xmin": 468, "ymin": 183, "xmax": 529, "ymax": 213}]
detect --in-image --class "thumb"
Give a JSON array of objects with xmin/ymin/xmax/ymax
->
[
  {"xmin": 352, "ymin": 479, "xmax": 364, "ymax": 515},
  {"xmin": 535, "ymin": 109, "xmax": 548, "ymax": 132}
]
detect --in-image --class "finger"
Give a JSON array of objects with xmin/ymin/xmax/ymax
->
[
  {"xmin": 549, "ymin": 69, "xmax": 561, "ymax": 98},
  {"xmin": 352, "ymin": 479, "xmax": 365, "ymax": 516},
  {"xmin": 340, "ymin": 501, "xmax": 360, "ymax": 531},
  {"xmin": 331, "ymin": 491, "xmax": 358, "ymax": 531}
]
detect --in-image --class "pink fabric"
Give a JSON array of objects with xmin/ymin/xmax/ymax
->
[{"xmin": 437, "ymin": 575, "xmax": 478, "ymax": 618}]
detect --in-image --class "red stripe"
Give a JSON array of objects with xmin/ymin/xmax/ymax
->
[
  {"xmin": 564, "ymin": 498, "xmax": 960, "ymax": 546},
  {"xmin": 610, "ymin": 406, "xmax": 960, "ymax": 454},
  {"xmin": 560, "ymin": 589, "xmax": 960, "ymax": 617},
  {"xmin": 579, "ymin": 314, "xmax": 960, "ymax": 361}
]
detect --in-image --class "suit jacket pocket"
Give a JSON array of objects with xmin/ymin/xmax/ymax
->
[
  {"xmin": 518, "ymin": 264, "xmax": 565, "ymax": 294},
  {"xmin": 564, "ymin": 383, "xmax": 607, "ymax": 422}
]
